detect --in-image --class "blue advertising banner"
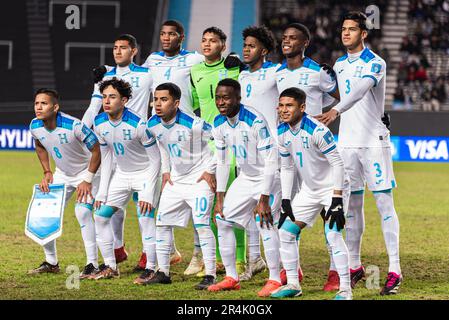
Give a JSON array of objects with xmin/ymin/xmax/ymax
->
[{"xmin": 0, "ymin": 125, "xmax": 34, "ymax": 150}]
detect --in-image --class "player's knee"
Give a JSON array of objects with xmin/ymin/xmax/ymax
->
[
  {"xmin": 279, "ymin": 221, "xmax": 301, "ymax": 242},
  {"xmin": 324, "ymin": 224, "xmax": 342, "ymax": 246},
  {"xmin": 75, "ymin": 203, "xmax": 93, "ymax": 223},
  {"xmin": 195, "ymin": 224, "xmax": 212, "ymax": 237},
  {"xmin": 94, "ymin": 205, "xmax": 115, "ymax": 219}
]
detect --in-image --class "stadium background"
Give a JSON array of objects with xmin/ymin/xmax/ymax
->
[{"xmin": 0, "ymin": 0, "xmax": 448, "ymax": 300}]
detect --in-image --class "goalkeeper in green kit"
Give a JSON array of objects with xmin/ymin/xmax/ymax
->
[{"xmin": 190, "ymin": 27, "xmax": 247, "ymax": 275}]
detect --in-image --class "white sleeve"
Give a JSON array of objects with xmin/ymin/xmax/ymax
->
[
  {"xmin": 278, "ymin": 134, "xmax": 295, "ymax": 200},
  {"xmin": 141, "ymin": 55, "xmax": 151, "ymax": 68},
  {"xmin": 82, "ymin": 84, "xmax": 103, "ymax": 128},
  {"xmin": 254, "ymin": 120, "xmax": 277, "ymax": 195},
  {"xmin": 332, "ymin": 77, "xmax": 374, "ymax": 114},
  {"xmin": 159, "ymin": 143, "xmax": 171, "ymax": 174},
  {"xmin": 201, "ymin": 121, "xmax": 216, "ymax": 174},
  {"xmin": 95, "ymin": 127, "xmax": 112, "ymax": 203},
  {"xmin": 212, "ymin": 126, "xmax": 229, "ymax": 193},
  {"xmin": 319, "ymin": 68, "xmax": 337, "ymax": 94}
]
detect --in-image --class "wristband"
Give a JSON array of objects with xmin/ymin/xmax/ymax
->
[
  {"xmin": 332, "ymin": 194, "xmax": 343, "ymax": 198},
  {"xmin": 83, "ymin": 171, "xmax": 95, "ymax": 183}
]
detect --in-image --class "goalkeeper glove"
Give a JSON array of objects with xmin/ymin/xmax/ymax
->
[
  {"xmin": 224, "ymin": 52, "xmax": 246, "ymax": 71},
  {"xmin": 325, "ymin": 196, "xmax": 345, "ymax": 231},
  {"xmin": 92, "ymin": 65, "xmax": 107, "ymax": 84},
  {"xmin": 278, "ymin": 199, "xmax": 295, "ymax": 229},
  {"xmin": 381, "ymin": 111, "xmax": 391, "ymax": 130},
  {"xmin": 320, "ymin": 63, "xmax": 336, "ymax": 79}
]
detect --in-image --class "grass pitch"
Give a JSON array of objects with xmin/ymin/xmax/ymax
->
[{"xmin": 0, "ymin": 151, "xmax": 448, "ymax": 300}]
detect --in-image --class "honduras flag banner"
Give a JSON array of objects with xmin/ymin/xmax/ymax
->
[{"xmin": 25, "ymin": 184, "xmax": 66, "ymax": 246}]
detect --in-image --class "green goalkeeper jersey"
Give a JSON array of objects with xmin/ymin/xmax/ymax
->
[{"xmin": 190, "ymin": 57, "xmax": 240, "ymax": 125}]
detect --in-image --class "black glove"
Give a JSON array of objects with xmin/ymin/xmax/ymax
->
[
  {"xmin": 381, "ymin": 111, "xmax": 391, "ymax": 130},
  {"xmin": 278, "ymin": 199, "xmax": 295, "ymax": 229},
  {"xmin": 325, "ymin": 197, "xmax": 345, "ymax": 231},
  {"xmin": 224, "ymin": 52, "xmax": 246, "ymax": 71},
  {"xmin": 320, "ymin": 63, "xmax": 336, "ymax": 79},
  {"xmin": 92, "ymin": 65, "xmax": 107, "ymax": 84}
]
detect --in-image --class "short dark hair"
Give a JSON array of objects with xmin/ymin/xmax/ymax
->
[
  {"xmin": 217, "ymin": 78, "xmax": 241, "ymax": 95},
  {"xmin": 242, "ymin": 25, "xmax": 276, "ymax": 53},
  {"xmin": 203, "ymin": 27, "xmax": 227, "ymax": 42},
  {"xmin": 279, "ymin": 87, "xmax": 306, "ymax": 104},
  {"xmin": 35, "ymin": 88, "xmax": 59, "ymax": 104},
  {"xmin": 342, "ymin": 11, "xmax": 368, "ymax": 31},
  {"xmin": 162, "ymin": 20, "xmax": 185, "ymax": 35},
  {"xmin": 114, "ymin": 34, "xmax": 138, "ymax": 49},
  {"xmin": 155, "ymin": 82, "xmax": 181, "ymax": 100},
  {"xmin": 285, "ymin": 23, "xmax": 311, "ymax": 41},
  {"xmin": 99, "ymin": 77, "xmax": 132, "ymax": 100}
]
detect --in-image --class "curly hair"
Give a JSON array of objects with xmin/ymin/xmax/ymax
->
[
  {"xmin": 242, "ymin": 25, "xmax": 276, "ymax": 53},
  {"xmin": 99, "ymin": 77, "xmax": 133, "ymax": 100}
]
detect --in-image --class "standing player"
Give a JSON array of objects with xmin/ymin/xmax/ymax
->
[
  {"xmin": 92, "ymin": 78, "xmax": 161, "ymax": 280},
  {"xmin": 316, "ymin": 11, "xmax": 402, "ymax": 295},
  {"xmin": 28, "ymin": 89, "xmax": 101, "ymax": 279},
  {"xmin": 83, "ymin": 34, "xmax": 154, "ymax": 270},
  {"xmin": 144, "ymin": 83, "xmax": 217, "ymax": 289},
  {"xmin": 237, "ymin": 25, "xmax": 279, "ymax": 281},
  {"xmin": 272, "ymin": 87, "xmax": 352, "ymax": 300},
  {"xmin": 208, "ymin": 79, "xmax": 282, "ymax": 297},
  {"xmin": 190, "ymin": 27, "xmax": 247, "ymax": 276}
]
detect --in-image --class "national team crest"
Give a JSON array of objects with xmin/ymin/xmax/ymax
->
[{"xmin": 25, "ymin": 184, "xmax": 66, "ymax": 246}]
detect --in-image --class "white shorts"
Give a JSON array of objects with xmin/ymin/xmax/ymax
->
[
  {"xmin": 105, "ymin": 168, "xmax": 161, "ymax": 210},
  {"xmin": 340, "ymin": 147, "xmax": 397, "ymax": 192},
  {"xmin": 53, "ymin": 168, "xmax": 99, "ymax": 206},
  {"xmin": 221, "ymin": 173, "xmax": 281, "ymax": 229},
  {"xmin": 291, "ymin": 186, "xmax": 350, "ymax": 228},
  {"xmin": 156, "ymin": 180, "xmax": 214, "ymax": 228}
]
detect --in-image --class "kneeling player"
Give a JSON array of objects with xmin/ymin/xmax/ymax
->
[
  {"xmin": 271, "ymin": 88, "xmax": 352, "ymax": 300},
  {"xmin": 29, "ymin": 89, "xmax": 101, "ymax": 279},
  {"xmin": 208, "ymin": 79, "xmax": 282, "ymax": 297},
  {"xmin": 144, "ymin": 83, "xmax": 217, "ymax": 289},
  {"xmin": 93, "ymin": 78, "xmax": 161, "ymax": 280}
]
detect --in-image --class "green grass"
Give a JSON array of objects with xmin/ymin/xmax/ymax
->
[{"xmin": 1, "ymin": 151, "xmax": 449, "ymax": 300}]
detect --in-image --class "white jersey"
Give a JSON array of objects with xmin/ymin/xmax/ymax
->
[
  {"xmin": 30, "ymin": 112, "xmax": 97, "ymax": 176},
  {"xmin": 93, "ymin": 107, "xmax": 158, "ymax": 173},
  {"xmin": 278, "ymin": 114, "xmax": 342, "ymax": 191},
  {"xmin": 143, "ymin": 49, "xmax": 204, "ymax": 115},
  {"xmin": 212, "ymin": 104, "xmax": 277, "ymax": 180},
  {"xmin": 83, "ymin": 63, "xmax": 153, "ymax": 128},
  {"xmin": 275, "ymin": 57, "xmax": 336, "ymax": 116},
  {"xmin": 333, "ymin": 47, "xmax": 388, "ymax": 148},
  {"xmin": 147, "ymin": 110, "xmax": 215, "ymax": 183},
  {"xmin": 239, "ymin": 61, "xmax": 280, "ymax": 136}
]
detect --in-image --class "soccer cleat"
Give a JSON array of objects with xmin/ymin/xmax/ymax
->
[
  {"xmin": 28, "ymin": 261, "xmax": 60, "ymax": 275},
  {"xmin": 280, "ymin": 266, "xmax": 303, "ymax": 285},
  {"xmin": 207, "ymin": 276, "xmax": 240, "ymax": 292},
  {"xmin": 236, "ymin": 261, "xmax": 246, "ymax": 275},
  {"xmin": 380, "ymin": 272, "xmax": 402, "ymax": 296},
  {"xmin": 196, "ymin": 262, "xmax": 225, "ymax": 277},
  {"xmin": 184, "ymin": 254, "xmax": 204, "ymax": 276},
  {"xmin": 144, "ymin": 271, "xmax": 172, "ymax": 285},
  {"xmin": 133, "ymin": 252, "xmax": 147, "ymax": 273},
  {"xmin": 79, "ymin": 263, "xmax": 99, "ymax": 280},
  {"xmin": 239, "ymin": 257, "xmax": 267, "ymax": 281},
  {"xmin": 334, "ymin": 290, "xmax": 353, "ymax": 300},
  {"xmin": 258, "ymin": 280, "xmax": 282, "ymax": 297},
  {"xmin": 170, "ymin": 249, "xmax": 182, "ymax": 265},
  {"xmin": 195, "ymin": 275, "xmax": 216, "ymax": 290},
  {"xmin": 323, "ymin": 270, "xmax": 340, "ymax": 291},
  {"xmin": 114, "ymin": 246, "xmax": 128, "ymax": 264},
  {"xmin": 350, "ymin": 266, "xmax": 366, "ymax": 289},
  {"xmin": 92, "ymin": 265, "xmax": 119, "ymax": 280},
  {"xmin": 270, "ymin": 283, "xmax": 302, "ymax": 298},
  {"xmin": 133, "ymin": 269, "xmax": 155, "ymax": 285}
]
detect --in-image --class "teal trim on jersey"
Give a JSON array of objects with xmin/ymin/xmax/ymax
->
[
  {"xmin": 176, "ymin": 110, "xmax": 194, "ymax": 129},
  {"xmin": 360, "ymin": 47, "xmax": 375, "ymax": 63},
  {"xmin": 83, "ymin": 131, "xmax": 99, "ymax": 150},
  {"xmin": 76, "ymin": 202, "xmax": 93, "ymax": 211},
  {"xmin": 324, "ymin": 222, "xmax": 341, "ymax": 235},
  {"xmin": 362, "ymin": 75, "xmax": 378, "ymax": 87},
  {"xmin": 92, "ymin": 94, "xmax": 102, "ymax": 99},
  {"xmin": 303, "ymin": 57, "xmax": 321, "ymax": 72},
  {"xmin": 300, "ymin": 114, "xmax": 317, "ymax": 136},
  {"xmin": 56, "ymin": 112, "xmax": 74, "ymax": 130},
  {"xmin": 257, "ymin": 144, "xmax": 273, "ymax": 151},
  {"xmin": 391, "ymin": 180, "xmax": 396, "ymax": 188},
  {"xmin": 94, "ymin": 112, "xmax": 109, "ymax": 127},
  {"xmin": 322, "ymin": 144, "xmax": 336, "ymax": 154},
  {"xmin": 214, "ymin": 115, "xmax": 227, "ymax": 128},
  {"xmin": 336, "ymin": 54, "xmax": 348, "ymax": 62},
  {"xmin": 147, "ymin": 115, "xmax": 161, "ymax": 128},
  {"xmin": 95, "ymin": 205, "xmax": 115, "ymax": 218},
  {"xmin": 351, "ymin": 190, "xmax": 364, "ymax": 195},
  {"xmin": 215, "ymin": 214, "xmax": 225, "ymax": 221},
  {"xmin": 238, "ymin": 104, "xmax": 257, "ymax": 127},
  {"xmin": 167, "ymin": 0, "xmax": 192, "ymax": 45},
  {"xmin": 122, "ymin": 108, "xmax": 140, "ymax": 128},
  {"xmin": 145, "ymin": 128, "xmax": 154, "ymax": 140},
  {"xmin": 105, "ymin": 67, "xmax": 117, "ymax": 76},
  {"xmin": 129, "ymin": 63, "xmax": 149, "ymax": 73},
  {"xmin": 143, "ymin": 140, "xmax": 157, "ymax": 148},
  {"xmin": 281, "ymin": 219, "xmax": 301, "ymax": 236},
  {"xmin": 373, "ymin": 188, "xmax": 392, "ymax": 194},
  {"xmin": 194, "ymin": 223, "xmax": 209, "ymax": 228},
  {"xmin": 277, "ymin": 122, "xmax": 289, "ymax": 136},
  {"xmin": 202, "ymin": 121, "xmax": 212, "ymax": 132},
  {"xmin": 261, "ymin": 61, "xmax": 277, "ymax": 69},
  {"xmin": 231, "ymin": 0, "xmax": 256, "ymax": 53},
  {"xmin": 30, "ymin": 119, "xmax": 44, "ymax": 129},
  {"xmin": 279, "ymin": 152, "xmax": 291, "ymax": 157},
  {"xmin": 276, "ymin": 61, "xmax": 288, "ymax": 72}
]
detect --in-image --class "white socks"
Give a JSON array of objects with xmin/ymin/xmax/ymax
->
[
  {"xmin": 374, "ymin": 191, "xmax": 401, "ymax": 274},
  {"xmin": 111, "ymin": 208, "xmax": 125, "ymax": 249},
  {"xmin": 216, "ymin": 218, "xmax": 238, "ymax": 280},
  {"xmin": 43, "ymin": 240, "xmax": 58, "ymax": 266},
  {"xmin": 325, "ymin": 226, "xmax": 351, "ymax": 292},
  {"xmin": 345, "ymin": 192, "xmax": 365, "ymax": 270},
  {"xmin": 156, "ymin": 225, "xmax": 173, "ymax": 276},
  {"xmin": 247, "ymin": 218, "xmax": 261, "ymax": 263},
  {"xmin": 196, "ymin": 226, "xmax": 216, "ymax": 277},
  {"xmin": 75, "ymin": 204, "xmax": 98, "ymax": 267},
  {"xmin": 193, "ymin": 227, "xmax": 202, "ymax": 256},
  {"xmin": 94, "ymin": 213, "xmax": 116, "ymax": 270},
  {"xmin": 138, "ymin": 207, "xmax": 157, "ymax": 271},
  {"xmin": 279, "ymin": 226, "xmax": 300, "ymax": 286},
  {"xmin": 257, "ymin": 220, "xmax": 281, "ymax": 282}
]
